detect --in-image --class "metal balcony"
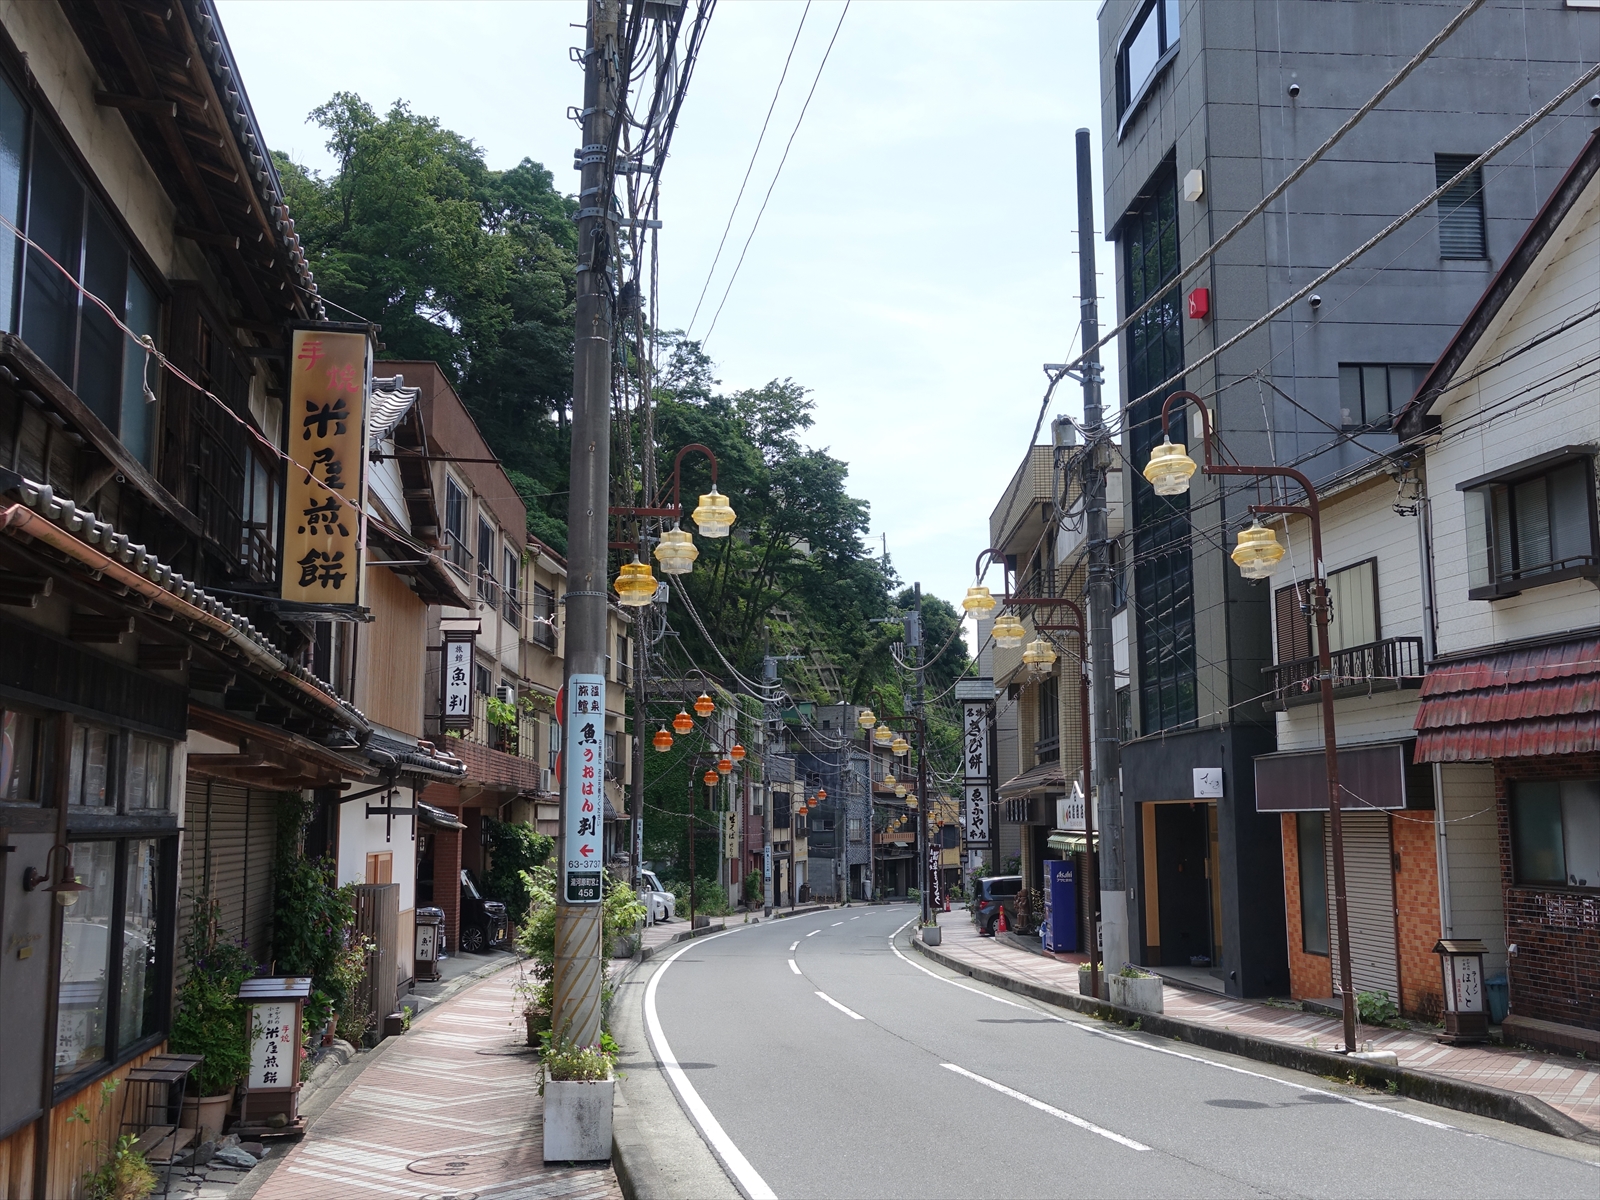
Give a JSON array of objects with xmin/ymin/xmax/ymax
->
[{"xmin": 1264, "ymin": 636, "xmax": 1425, "ymax": 712}]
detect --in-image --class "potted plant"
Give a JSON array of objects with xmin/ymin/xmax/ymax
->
[
  {"xmin": 169, "ymin": 893, "xmax": 253, "ymax": 1141},
  {"xmin": 540, "ymin": 1033, "xmax": 617, "ymax": 1162},
  {"xmin": 920, "ymin": 919, "xmax": 942, "ymax": 947},
  {"xmin": 1107, "ymin": 964, "xmax": 1164, "ymax": 1015}
]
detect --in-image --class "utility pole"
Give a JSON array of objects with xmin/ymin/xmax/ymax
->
[
  {"xmin": 553, "ymin": 0, "xmax": 619, "ymax": 1049},
  {"xmin": 631, "ymin": 529, "xmax": 647, "ymax": 891},
  {"xmin": 1077, "ymin": 127, "xmax": 1126, "ymax": 979},
  {"xmin": 914, "ymin": 583, "xmax": 930, "ymax": 927}
]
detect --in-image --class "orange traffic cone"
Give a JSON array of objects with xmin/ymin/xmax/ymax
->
[
  {"xmin": 996, "ymin": 905, "xmax": 1008, "ymax": 934},
  {"xmin": 944, "ymin": 894, "xmax": 951, "ymax": 913}
]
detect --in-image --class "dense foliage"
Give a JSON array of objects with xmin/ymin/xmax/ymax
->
[
  {"xmin": 515, "ymin": 864, "xmax": 645, "ymax": 1041},
  {"xmin": 169, "ymin": 893, "xmax": 254, "ymax": 1096},
  {"xmin": 271, "ymin": 796, "xmax": 364, "ymax": 1042},
  {"xmin": 482, "ymin": 818, "xmax": 554, "ymax": 924}
]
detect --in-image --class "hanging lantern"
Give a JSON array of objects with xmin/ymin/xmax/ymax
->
[
  {"xmin": 691, "ymin": 488, "xmax": 737, "ymax": 538},
  {"xmin": 1143, "ymin": 436, "xmax": 1198, "ymax": 497},
  {"xmin": 613, "ymin": 558, "xmax": 658, "ymax": 607},
  {"xmin": 1023, "ymin": 638, "xmax": 1058, "ymax": 672},
  {"xmin": 890, "ymin": 735, "xmax": 910, "ymax": 757},
  {"xmin": 1231, "ymin": 520, "xmax": 1286, "ymax": 580},
  {"xmin": 874, "ymin": 725, "xmax": 893, "ymax": 746},
  {"xmin": 717, "ymin": 756, "xmax": 733, "ymax": 774},
  {"xmin": 904, "ymin": 792, "xmax": 916, "ymax": 807},
  {"xmin": 857, "ymin": 708, "xmax": 877, "ymax": 730},
  {"xmin": 961, "ymin": 586, "xmax": 998, "ymax": 616},
  {"xmin": 703, "ymin": 769, "xmax": 719, "ymax": 786},
  {"xmin": 694, "ymin": 691, "xmax": 716, "ymax": 718},
  {"xmin": 730, "ymin": 743, "xmax": 746, "ymax": 762},
  {"xmin": 673, "ymin": 709, "xmax": 693, "ymax": 734},
  {"xmin": 817, "ymin": 788, "xmax": 827, "ymax": 800},
  {"xmin": 653, "ymin": 525, "xmax": 699, "ymax": 575},
  {"xmin": 992, "ymin": 613, "xmax": 1026, "ymax": 648},
  {"xmin": 895, "ymin": 784, "xmax": 908, "ymax": 799},
  {"xmin": 883, "ymin": 771, "xmax": 897, "ymax": 788},
  {"xmin": 807, "ymin": 795, "xmax": 818, "ymax": 809},
  {"xmin": 653, "ymin": 728, "xmax": 673, "ymax": 752}
]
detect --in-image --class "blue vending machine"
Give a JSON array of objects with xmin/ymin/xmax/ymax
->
[{"xmin": 1042, "ymin": 859, "xmax": 1078, "ymax": 953}]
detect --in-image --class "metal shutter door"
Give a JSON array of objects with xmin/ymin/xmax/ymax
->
[
  {"xmin": 1326, "ymin": 811, "xmax": 1399, "ymax": 1000},
  {"xmin": 181, "ymin": 780, "xmax": 274, "ymax": 958}
]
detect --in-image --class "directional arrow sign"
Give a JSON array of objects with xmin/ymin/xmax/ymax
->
[
  {"xmin": 580, "ymin": 844, "xmax": 594, "ymax": 857},
  {"xmin": 562, "ymin": 672, "xmax": 605, "ymax": 904}
]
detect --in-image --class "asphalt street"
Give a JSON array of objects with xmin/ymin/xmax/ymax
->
[{"xmin": 642, "ymin": 903, "xmax": 1600, "ymax": 1199}]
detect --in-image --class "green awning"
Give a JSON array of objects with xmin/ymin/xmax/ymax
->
[{"xmin": 1046, "ymin": 832, "xmax": 1089, "ymax": 853}]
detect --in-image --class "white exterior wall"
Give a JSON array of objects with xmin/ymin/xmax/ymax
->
[
  {"xmin": 1428, "ymin": 177, "xmax": 1600, "ymax": 657},
  {"xmin": 337, "ymin": 784, "xmax": 418, "ymax": 917},
  {"xmin": 1436, "ymin": 762, "xmax": 1506, "ymax": 980}
]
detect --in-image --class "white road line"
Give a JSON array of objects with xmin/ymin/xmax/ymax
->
[
  {"xmin": 806, "ymin": 929, "xmax": 820, "ymax": 937},
  {"xmin": 789, "ymin": 941, "xmax": 799, "ymax": 952},
  {"xmin": 850, "ymin": 915, "xmax": 861, "ymax": 920},
  {"xmin": 643, "ymin": 929, "xmax": 776, "ymax": 1200},
  {"xmin": 815, "ymin": 991, "xmax": 864, "ymax": 1020},
  {"xmin": 942, "ymin": 1063, "xmax": 1150, "ymax": 1150},
  {"xmin": 831, "ymin": 921, "xmax": 844, "ymax": 926},
  {"xmin": 789, "ymin": 959, "xmax": 801, "ymax": 975},
  {"xmin": 887, "ymin": 920, "xmax": 1457, "ymax": 1134}
]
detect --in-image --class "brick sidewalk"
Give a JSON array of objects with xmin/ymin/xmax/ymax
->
[
  {"xmin": 252, "ymin": 966, "xmax": 621, "ymax": 1200},
  {"xmin": 933, "ymin": 915, "xmax": 1600, "ymax": 1133}
]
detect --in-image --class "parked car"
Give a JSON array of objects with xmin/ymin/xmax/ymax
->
[
  {"xmin": 638, "ymin": 869, "xmax": 676, "ymax": 924},
  {"xmin": 973, "ymin": 875, "xmax": 1024, "ymax": 937},
  {"xmin": 458, "ymin": 868, "xmax": 509, "ymax": 953}
]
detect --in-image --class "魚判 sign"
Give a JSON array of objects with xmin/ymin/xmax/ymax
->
[
  {"xmin": 281, "ymin": 328, "xmax": 371, "ymax": 608},
  {"xmin": 441, "ymin": 632, "xmax": 475, "ymax": 729},
  {"xmin": 562, "ymin": 674, "xmax": 606, "ymax": 903}
]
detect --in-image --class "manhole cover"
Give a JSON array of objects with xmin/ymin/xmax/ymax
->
[
  {"xmin": 418, "ymin": 1193, "xmax": 479, "ymax": 1200},
  {"xmin": 407, "ymin": 1155, "xmax": 507, "ymax": 1178}
]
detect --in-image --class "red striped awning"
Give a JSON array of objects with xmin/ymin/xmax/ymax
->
[{"xmin": 1413, "ymin": 637, "xmax": 1600, "ymax": 762}]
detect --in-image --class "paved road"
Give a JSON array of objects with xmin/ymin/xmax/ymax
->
[{"xmin": 643, "ymin": 903, "xmax": 1600, "ymax": 1199}]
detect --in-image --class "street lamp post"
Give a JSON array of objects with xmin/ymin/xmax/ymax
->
[{"xmin": 1144, "ymin": 389, "xmax": 1358, "ymax": 1053}]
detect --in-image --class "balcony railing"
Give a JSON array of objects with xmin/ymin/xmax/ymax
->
[
  {"xmin": 1265, "ymin": 636, "xmax": 1425, "ymax": 711},
  {"xmin": 463, "ymin": 693, "xmax": 541, "ymax": 762}
]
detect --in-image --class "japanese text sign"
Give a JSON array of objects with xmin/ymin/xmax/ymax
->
[
  {"xmin": 563, "ymin": 673, "xmax": 606, "ymax": 903},
  {"xmin": 962, "ymin": 701, "xmax": 991, "ymax": 782},
  {"xmin": 248, "ymin": 1001, "xmax": 297, "ymax": 1090},
  {"xmin": 965, "ymin": 783, "xmax": 990, "ymax": 845},
  {"xmin": 442, "ymin": 633, "xmax": 475, "ymax": 729},
  {"xmin": 281, "ymin": 328, "xmax": 371, "ymax": 607}
]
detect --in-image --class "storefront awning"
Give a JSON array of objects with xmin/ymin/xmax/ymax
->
[
  {"xmin": 1046, "ymin": 832, "xmax": 1094, "ymax": 853},
  {"xmin": 1414, "ymin": 637, "xmax": 1600, "ymax": 761},
  {"xmin": 1254, "ymin": 741, "xmax": 1419, "ymax": 812},
  {"xmin": 998, "ymin": 760, "xmax": 1066, "ymax": 799}
]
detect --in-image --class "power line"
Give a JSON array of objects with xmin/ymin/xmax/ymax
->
[{"xmin": 700, "ymin": 0, "xmax": 850, "ymax": 347}]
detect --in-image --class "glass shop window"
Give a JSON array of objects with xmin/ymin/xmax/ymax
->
[
  {"xmin": 1513, "ymin": 780, "xmax": 1600, "ymax": 888},
  {"xmin": 55, "ymin": 840, "xmax": 117, "ymax": 1079},
  {"xmin": 0, "ymin": 705, "xmax": 47, "ymax": 802},
  {"xmin": 119, "ymin": 839, "xmax": 160, "ymax": 1050}
]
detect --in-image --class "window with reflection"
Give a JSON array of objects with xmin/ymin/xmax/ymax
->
[
  {"xmin": 119, "ymin": 840, "xmax": 160, "ymax": 1049},
  {"xmin": 55, "ymin": 840, "xmax": 117, "ymax": 1079},
  {"xmin": 0, "ymin": 705, "xmax": 48, "ymax": 801}
]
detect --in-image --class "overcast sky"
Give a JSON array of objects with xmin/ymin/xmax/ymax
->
[{"xmin": 218, "ymin": 0, "xmax": 1115, "ymax": 635}]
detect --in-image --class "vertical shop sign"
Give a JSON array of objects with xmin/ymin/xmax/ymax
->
[
  {"xmin": 962, "ymin": 699, "xmax": 993, "ymax": 846},
  {"xmin": 281, "ymin": 328, "xmax": 371, "ymax": 608},
  {"xmin": 441, "ymin": 632, "xmax": 475, "ymax": 729},
  {"xmin": 563, "ymin": 674, "xmax": 606, "ymax": 902}
]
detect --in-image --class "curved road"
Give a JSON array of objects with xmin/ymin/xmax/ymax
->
[{"xmin": 642, "ymin": 903, "xmax": 1600, "ymax": 1199}]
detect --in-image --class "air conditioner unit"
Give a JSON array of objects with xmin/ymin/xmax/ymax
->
[
  {"xmin": 496, "ymin": 684, "xmax": 517, "ymax": 706},
  {"xmin": 541, "ymin": 769, "xmax": 554, "ymax": 794}
]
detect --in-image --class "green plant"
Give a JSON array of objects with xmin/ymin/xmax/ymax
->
[
  {"xmin": 1386, "ymin": 1079, "xmax": 1398, "ymax": 1094},
  {"xmin": 1118, "ymin": 965, "xmax": 1153, "ymax": 979},
  {"xmin": 538, "ymin": 1031, "xmax": 616, "ymax": 1092},
  {"xmin": 169, "ymin": 892, "xmax": 254, "ymax": 1096},
  {"xmin": 69, "ymin": 1080, "xmax": 158, "ymax": 1200},
  {"xmin": 907, "ymin": 887, "xmax": 921, "ymax": 903},
  {"xmin": 485, "ymin": 694, "xmax": 518, "ymax": 732},
  {"xmin": 1356, "ymin": 990, "xmax": 1399, "ymax": 1026},
  {"xmin": 483, "ymin": 819, "xmax": 554, "ymax": 924},
  {"xmin": 515, "ymin": 865, "xmax": 643, "ymax": 1041},
  {"xmin": 271, "ymin": 795, "xmax": 363, "ymax": 1047},
  {"xmin": 401, "ymin": 1005, "xmax": 413, "ymax": 1032},
  {"xmin": 1130, "ymin": 1018, "xmax": 1142, "ymax": 1031},
  {"xmin": 741, "ymin": 870, "xmax": 762, "ymax": 906}
]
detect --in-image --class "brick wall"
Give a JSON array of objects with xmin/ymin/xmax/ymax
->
[
  {"xmin": 432, "ymin": 824, "xmax": 463, "ymax": 950},
  {"xmin": 1281, "ymin": 814, "xmax": 1332, "ymax": 1000},
  {"xmin": 1495, "ymin": 754, "xmax": 1600, "ymax": 1033},
  {"xmin": 1391, "ymin": 811, "xmax": 1443, "ymax": 1020}
]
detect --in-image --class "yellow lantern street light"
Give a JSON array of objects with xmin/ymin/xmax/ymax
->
[
  {"xmin": 673, "ymin": 709, "xmax": 694, "ymax": 734},
  {"xmin": 857, "ymin": 708, "xmax": 877, "ymax": 730},
  {"xmin": 1023, "ymin": 638, "xmax": 1058, "ymax": 673},
  {"xmin": 873, "ymin": 724, "xmax": 893, "ymax": 746},
  {"xmin": 653, "ymin": 728, "xmax": 673, "ymax": 752},
  {"xmin": 694, "ymin": 692, "xmax": 716, "ymax": 718},
  {"xmin": 691, "ymin": 489, "xmax": 737, "ymax": 538},
  {"xmin": 653, "ymin": 526, "xmax": 699, "ymax": 575},
  {"xmin": 1231, "ymin": 520, "xmax": 1286, "ymax": 580},
  {"xmin": 1142, "ymin": 437, "xmax": 1199, "ymax": 497},
  {"xmin": 890, "ymin": 735, "xmax": 910, "ymax": 757},
  {"xmin": 895, "ymin": 784, "xmax": 908, "ymax": 799},
  {"xmin": 961, "ymin": 586, "xmax": 997, "ymax": 616},
  {"xmin": 883, "ymin": 771, "xmax": 897, "ymax": 789},
  {"xmin": 992, "ymin": 613, "xmax": 1026, "ymax": 648},
  {"xmin": 613, "ymin": 558, "xmax": 657, "ymax": 607}
]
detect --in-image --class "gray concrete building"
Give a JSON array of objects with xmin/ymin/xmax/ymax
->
[{"xmin": 1097, "ymin": 0, "xmax": 1600, "ymax": 997}]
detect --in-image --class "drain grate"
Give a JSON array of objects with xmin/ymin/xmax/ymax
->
[
  {"xmin": 407, "ymin": 1154, "xmax": 507, "ymax": 1178},
  {"xmin": 418, "ymin": 1192, "xmax": 479, "ymax": 1200}
]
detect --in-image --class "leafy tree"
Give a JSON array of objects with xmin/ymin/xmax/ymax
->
[{"xmin": 483, "ymin": 818, "xmax": 554, "ymax": 924}]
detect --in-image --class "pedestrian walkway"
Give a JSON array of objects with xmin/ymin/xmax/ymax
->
[
  {"xmin": 251, "ymin": 965, "xmax": 621, "ymax": 1200},
  {"xmin": 931, "ymin": 914, "xmax": 1600, "ymax": 1134}
]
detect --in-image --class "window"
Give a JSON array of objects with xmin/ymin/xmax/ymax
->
[
  {"xmin": 364, "ymin": 852, "xmax": 393, "ymax": 885},
  {"xmin": 118, "ymin": 840, "xmax": 161, "ymax": 1051},
  {"xmin": 1461, "ymin": 452, "xmax": 1598, "ymax": 599},
  {"xmin": 1436, "ymin": 154, "xmax": 1486, "ymax": 259},
  {"xmin": 64, "ymin": 723, "xmax": 172, "ymax": 810},
  {"xmin": 1296, "ymin": 812, "xmax": 1329, "ymax": 955},
  {"xmin": 503, "ymin": 546, "xmax": 521, "ymax": 624},
  {"xmin": 57, "ymin": 840, "xmax": 116, "ymax": 1078},
  {"xmin": 0, "ymin": 705, "xmax": 48, "ymax": 801},
  {"xmin": 1338, "ymin": 364, "xmax": 1430, "ymax": 430},
  {"xmin": 474, "ymin": 663, "xmax": 492, "ymax": 696},
  {"xmin": 1274, "ymin": 559, "xmax": 1378, "ymax": 661},
  {"xmin": 124, "ymin": 735, "xmax": 171, "ymax": 811},
  {"xmin": 1124, "ymin": 161, "xmax": 1194, "ymax": 735},
  {"xmin": 444, "ymin": 477, "xmax": 469, "ymax": 575},
  {"xmin": 1036, "ymin": 675, "xmax": 1059, "ymax": 758},
  {"xmin": 477, "ymin": 517, "xmax": 497, "ymax": 604},
  {"xmin": 1116, "ymin": 686, "xmax": 1132, "ymax": 743},
  {"xmin": 1117, "ymin": 0, "xmax": 1181, "ymax": 118},
  {"xmin": 241, "ymin": 450, "xmax": 281, "ymax": 582},
  {"xmin": 1511, "ymin": 780, "xmax": 1600, "ymax": 887},
  {"xmin": 17, "ymin": 127, "xmax": 161, "ymax": 464},
  {"xmin": 849, "ymin": 816, "xmax": 864, "ymax": 843}
]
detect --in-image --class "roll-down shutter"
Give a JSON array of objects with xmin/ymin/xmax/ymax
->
[
  {"xmin": 181, "ymin": 779, "xmax": 276, "ymax": 963},
  {"xmin": 1326, "ymin": 811, "xmax": 1399, "ymax": 1000}
]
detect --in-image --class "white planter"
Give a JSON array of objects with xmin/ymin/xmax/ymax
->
[
  {"xmin": 1108, "ymin": 973, "xmax": 1164, "ymax": 1014},
  {"xmin": 543, "ymin": 1077, "xmax": 613, "ymax": 1162},
  {"xmin": 1077, "ymin": 965, "xmax": 1107, "ymax": 1000},
  {"xmin": 921, "ymin": 926, "xmax": 942, "ymax": 946}
]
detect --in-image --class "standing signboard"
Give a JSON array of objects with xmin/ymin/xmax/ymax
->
[
  {"xmin": 961, "ymin": 697, "xmax": 993, "ymax": 847},
  {"xmin": 441, "ymin": 631, "xmax": 475, "ymax": 730},
  {"xmin": 562, "ymin": 674, "xmax": 606, "ymax": 903},
  {"xmin": 282, "ymin": 328, "xmax": 371, "ymax": 610},
  {"xmin": 237, "ymin": 976, "xmax": 312, "ymax": 1135}
]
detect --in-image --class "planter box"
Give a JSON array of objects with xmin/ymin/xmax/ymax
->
[
  {"xmin": 180, "ymin": 1091, "xmax": 233, "ymax": 1143},
  {"xmin": 543, "ymin": 1077, "xmax": 613, "ymax": 1163},
  {"xmin": 921, "ymin": 926, "xmax": 942, "ymax": 946},
  {"xmin": 1077, "ymin": 965, "xmax": 1108, "ymax": 1000},
  {"xmin": 1108, "ymin": 973, "xmax": 1163, "ymax": 1014}
]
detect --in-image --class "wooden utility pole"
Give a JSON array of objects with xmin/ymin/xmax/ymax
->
[{"xmin": 553, "ymin": 0, "xmax": 619, "ymax": 1049}]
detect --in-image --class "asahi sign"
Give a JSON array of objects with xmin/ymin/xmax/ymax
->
[
  {"xmin": 281, "ymin": 327, "xmax": 372, "ymax": 610},
  {"xmin": 562, "ymin": 674, "xmax": 606, "ymax": 903},
  {"xmin": 961, "ymin": 693, "xmax": 993, "ymax": 847}
]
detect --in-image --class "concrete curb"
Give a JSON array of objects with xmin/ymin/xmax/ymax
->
[
  {"xmin": 772, "ymin": 904, "xmax": 831, "ymax": 920},
  {"xmin": 612, "ymin": 1085, "xmax": 667, "ymax": 1200},
  {"xmin": 912, "ymin": 938, "xmax": 1600, "ymax": 1146}
]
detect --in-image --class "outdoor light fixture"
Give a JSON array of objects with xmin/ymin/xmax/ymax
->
[
  {"xmin": 1143, "ymin": 437, "xmax": 1199, "ymax": 496},
  {"xmin": 693, "ymin": 692, "xmax": 716, "ymax": 718},
  {"xmin": 703, "ymin": 769, "xmax": 719, "ymax": 786},
  {"xmin": 1023, "ymin": 638, "xmax": 1058, "ymax": 672},
  {"xmin": 730, "ymin": 743, "xmax": 746, "ymax": 762},
  {"xmin": 857, "ymin": 708, "xmax": 877, "ymax": 730},
  {"xmin": 653, "ymin": 526, "xmax": 699, "ymax": 575},
  {"xmin": 22, "ymin": 846, "xmax": 88, "ymax": 907},
  {"xmin": 653, "ymin": 728, "xmax": 673, "ymax": 752},
  {"xmin": 817, "ymin": 788, "xmax": 827, "ymax": 800},
  {"xmin": 613, "ymin": 558, "xmax": 657, "ymax": 606},
  {"xmin": 1231, "ymin": 520, "xmax": 1285, "ymax": 580},
  {"xmin": 806, "ymin": 795, "xmax": 817, "ymax": 809},
  {"xmin": 873, "ymin": 725, "xmax": 893, "ymax": 746},
  {"xmin": 895, "ymin": 784, "xmax": 908, "ymax": 799},
  {"xmin": 890, "ymin": 735, "xmax": 910, "ymax": 757},
  {"xmin": 992, "ymin": 613, "xmax": 1026, "ymax": 648},
  {"xmin": 673, "ymin": 709, "xmax": 694, "ymax": 735},
  {"xmin": 883, "ymin": 771, "xmax": 897, "ymax": 788},
  {"xmin": 961, "ymin": 586, "xmax": 997, "ymax": 616},
  {"xmin": 717, "ymin": 756, "xmax": 733, "ymax": 775},
  {"xmin": 691, "ymin": 489, "xmax": 737, "ymax": 538}
]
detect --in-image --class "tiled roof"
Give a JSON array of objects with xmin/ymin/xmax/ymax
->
[{"xmin": 1414, "ymin": 637, "xmax": 1600, "ymax": 760}]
